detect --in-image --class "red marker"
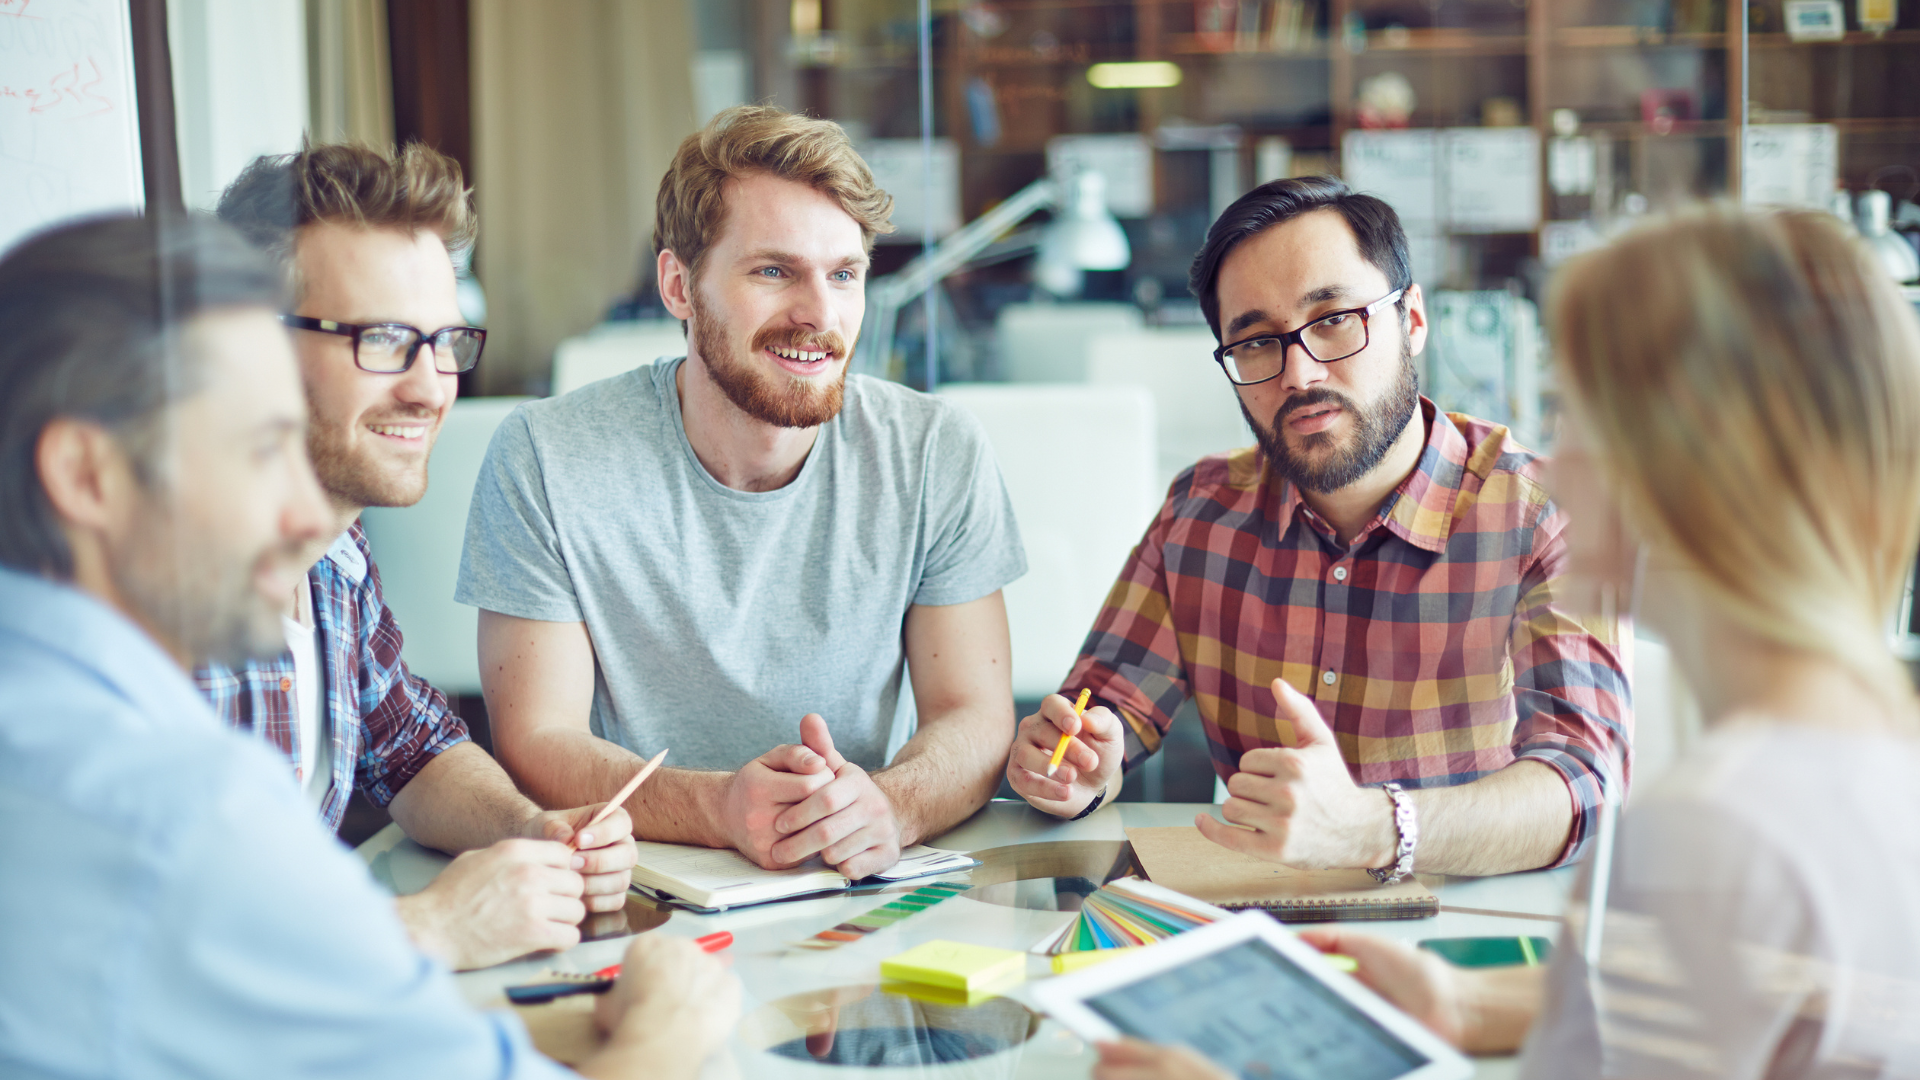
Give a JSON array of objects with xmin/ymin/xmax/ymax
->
[{"xmin": 591, "ymin": 931, "xmax": 733, "ymax": 980}]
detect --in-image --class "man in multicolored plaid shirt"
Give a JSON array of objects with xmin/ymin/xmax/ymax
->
[
  {"xmin": 1007, "ymin": 177, "xmax": 1631, "ymax": 876},
  {"xmin": 193, "ymin": 144, "xmax": 639, "ymax": 970}
]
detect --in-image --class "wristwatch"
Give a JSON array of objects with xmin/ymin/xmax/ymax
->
[
  {"xmin": 1368, "ymin": 782, "xmax": 1418, "ymax": 884},
  {"xmin": 1070, "ymin": 783, "xmax": 1110, "ymax": 821}
]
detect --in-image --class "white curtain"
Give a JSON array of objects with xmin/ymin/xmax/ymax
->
[
  {"xmin": 471, "ymin": 0, "xmax": 697, "ymax": 394},
  {"xmin": 306, "ymin": 0, "xmax": 395, "ymax": 149}
]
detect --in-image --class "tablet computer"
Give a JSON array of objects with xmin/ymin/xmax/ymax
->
[{"xmin": 1031, "ymin": 912, "xmax": 1472, "ymax": 1080}]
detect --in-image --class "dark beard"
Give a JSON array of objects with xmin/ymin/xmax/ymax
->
[
  {"xmin": 1243, "ymin": 345, "xmax": 1420, "ymax": 494},
  {"xmin": 691, "ymin": 303, "xmax": 848, "ymax": 430}
]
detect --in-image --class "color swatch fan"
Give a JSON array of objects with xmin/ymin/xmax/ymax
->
[{"xmin": 1029, "ymin": 877, "xmax": 1231, "ymax": 956}]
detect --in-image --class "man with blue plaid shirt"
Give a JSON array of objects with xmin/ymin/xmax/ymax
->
[{"xmin": 193, "ymin": 143, "xmax": 637, "ymax": 971}]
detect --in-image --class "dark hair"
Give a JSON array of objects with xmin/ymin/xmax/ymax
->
[
  {"xmin": 1187, "ymin": 175, "xmax": 1413, "ymax": 339},
  {"xmin": 216, "ymin": 140, "xmax": 474, "ymax": 299},
  {"xmin": 0, "ymin": 214, "xmax": 283, "ymax": 577}
]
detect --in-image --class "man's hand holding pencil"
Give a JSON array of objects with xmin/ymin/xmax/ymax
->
[
  {"xmin": 1005, "ymin": 689, "xmax": 1126, "ymax": 818},
  {"xmin": 523, "ymin": 801, "xmax": 642, "ymax": 914}
]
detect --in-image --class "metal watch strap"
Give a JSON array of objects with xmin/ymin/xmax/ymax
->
[
  {"xmin": 1368, "ymin": 782, "xmax": 1418, "ymax": 884},
  {"xmin": 1070, "ymin": 783, "xmax": 1110, "ymax": 821}
]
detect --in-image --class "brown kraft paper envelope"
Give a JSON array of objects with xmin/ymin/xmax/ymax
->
[{"xmin": 1125, "ymin": 826, "xmax": 1437, "ymax": 922}]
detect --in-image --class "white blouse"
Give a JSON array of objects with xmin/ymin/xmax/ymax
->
[{"xmin": 1522, "ymin": 722, "xmax": 1920, "ymax": 1079}]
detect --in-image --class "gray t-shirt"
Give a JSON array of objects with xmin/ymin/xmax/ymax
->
[{"xmin": 455, "ymin": 357, "xmax": 1026, "ymax": 771}]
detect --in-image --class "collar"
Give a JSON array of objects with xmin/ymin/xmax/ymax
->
[
  {"xmin": 0, "ymin": 565, "xmax": 217, "ymax": 730},
  {"xmin": 1271, "ymin": 397, "xmax": 1469, "ymax": 554},
  {"xmin": 323, "ymin": 524, "xmax": 367, "ymax": 584}
]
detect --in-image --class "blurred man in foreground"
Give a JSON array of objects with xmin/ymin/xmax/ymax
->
[{"xmin": 0, "ymin": 214, "xmax": 737, "ymax": 1080}]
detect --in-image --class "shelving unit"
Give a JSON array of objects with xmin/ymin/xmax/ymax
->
[{"xmin": 792, "ymin": 0, "xmax": 1918, "ymax": 290}]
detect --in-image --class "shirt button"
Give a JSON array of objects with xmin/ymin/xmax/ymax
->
[
  {"xmin": 279, "ymin": 676, "xmax": 293, "ymax": 693},
  {"xmin": 1332, "ymin": 566, "xmax": 1348, "ymax": 582},
  {"xmin": 1322, "ymin": 670, "xmax": 1337, "ymax": 686}
]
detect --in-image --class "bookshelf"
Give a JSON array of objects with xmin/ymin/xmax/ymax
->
[{"xmin": 787, "ymin": 0, "xmax": 1918, "ymax": 291}]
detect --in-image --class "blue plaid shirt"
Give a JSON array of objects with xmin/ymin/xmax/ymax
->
[{"xmin": 194, "ymin": 523, "xmax": 469, "ymax": 832}]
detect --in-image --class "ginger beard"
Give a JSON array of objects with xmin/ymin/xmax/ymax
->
[
  {"xmin": 690, "ymin": 291, "xmax": 851, "ymax": 430},
  {"xmin": 1243, "ymin": 337, "xmax": 1420, "ymax": 494}
]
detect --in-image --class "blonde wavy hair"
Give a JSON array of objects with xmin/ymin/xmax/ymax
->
[
  {"xmin": 653, "ymin": 105, "xmax": 895, "ymax": 283},
  {"xmin": 1552, "ymin": 206, "xmax": 1920, "ymax": 708}
]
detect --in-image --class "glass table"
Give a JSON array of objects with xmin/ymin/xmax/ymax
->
[{"xmin": 359, "ymin": 800, "xmax": 1571, "ymax": 1078}]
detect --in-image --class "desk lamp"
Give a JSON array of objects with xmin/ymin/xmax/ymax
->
[{"xmin": 855, "ymin": 166, "xmax": 1131, "ymax": 381}]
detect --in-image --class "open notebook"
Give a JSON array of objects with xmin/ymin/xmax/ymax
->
[
  {"xmin": 1127, "ymin": 827, "xmax": 1438, "ymax": 922},
  {"xmin": 629, "ymin": 841, "xmax": 978, "ymax": 911}
]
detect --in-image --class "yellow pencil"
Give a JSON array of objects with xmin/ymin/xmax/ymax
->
[{"xmin": 1046, "ymin": 689, "xmax": 1092, "ymax": 777}]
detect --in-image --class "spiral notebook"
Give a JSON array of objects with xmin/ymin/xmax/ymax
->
[{"xmin": 1126, "ymin": 827, "xmax": 1438, "ymax": 922}]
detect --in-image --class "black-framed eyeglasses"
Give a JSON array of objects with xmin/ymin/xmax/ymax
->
[
  {"xmin": 281, "ymin": 314, "xmax": 486, "ymax": 374},
  {"xmin": 1212, "ymin": 289, "xmax": 1404, "ymax": 386}
]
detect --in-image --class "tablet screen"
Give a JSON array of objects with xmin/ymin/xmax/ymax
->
[{"xmin": 1084, "ymin": 939, "xmax": 1430, "ymax": 1080}]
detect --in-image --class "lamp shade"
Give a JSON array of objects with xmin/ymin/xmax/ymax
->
[{"xmin": 1035, "ymin": 170, "xmax": 1131, "ymax": 294}]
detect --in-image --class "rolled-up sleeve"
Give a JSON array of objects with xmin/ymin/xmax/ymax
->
[{"xmin": 1508, "ymin": 502, "xmax": 1634, "ymax": 867}]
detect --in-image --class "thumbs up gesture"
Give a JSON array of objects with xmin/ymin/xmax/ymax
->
[{"xmin": 1194, "ymin": 678, "xmax": 1400, "ymax": 870}]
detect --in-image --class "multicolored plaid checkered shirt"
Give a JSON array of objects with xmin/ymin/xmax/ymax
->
[
  {"xmin": 1065, "ymin": 401, "xmax": 1631, "ymax": 866},
  {"xmin": 194, "ymin": 523, "xmax": 469, "ymax": 833}
]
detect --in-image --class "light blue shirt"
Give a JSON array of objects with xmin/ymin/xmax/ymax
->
[{"xmin": 0, "ymin": 568, "xmax": 571, "ymax": 1079}]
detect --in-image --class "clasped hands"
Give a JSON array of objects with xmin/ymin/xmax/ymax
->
[
  {"xmin": 1010, "ymin": 678, "xmax": 1397, "ymax": 871},
  {"xmin": 720, "ymin": 713, "xmax": 904, "ymax": 881}
]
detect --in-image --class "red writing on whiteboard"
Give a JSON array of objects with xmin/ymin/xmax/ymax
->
[
  {"xmin": 0, "ymin": 0, "xmax": 35, "ymax": 17},
  {"xmin": 1, "ymin": 58, "xmax": 111, "ymax": 117}
]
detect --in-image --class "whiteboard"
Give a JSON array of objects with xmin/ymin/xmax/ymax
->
[
  {"xmin": 0, "ymin": 0, "xmax": 145, "ymax": 256},
  {"xmin": 1444, "ymin": 127, "xmax": 1539, "ymax": 233},
  {"xmin": 1742, "ymin": 124, "xmax": 1839, "ymax": 209},
  {"xmin": 1342, "ymin": 129, "xmax": 1438, "ymax": 230}
]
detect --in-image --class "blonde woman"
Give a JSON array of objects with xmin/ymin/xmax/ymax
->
[{"xmin": 1096, "ymin": 208, "xmax": 1920, "ymax": 1080}]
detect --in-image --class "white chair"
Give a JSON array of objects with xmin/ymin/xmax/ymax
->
[
  {"xmin": 1625, "ymin": 633, "xmax": 1701, "ymax": 800},
  {"xmin": 1086, "ymin": 327, "xmax": 1254, "ymax": 491},
  {"xmin": 994, "ymin": 301, "xmax": 1143, "ymax": 383},
  {"xmin": 936, "ymin": 383, "xmax": 1160, "ymax": 700},
  {"xmin": 360, "ymin": 397, "xmax": 532, "ymax": 696},
  {"xmin": 550, "ymin": 319, "xmax": 687, "ymax": 396}
]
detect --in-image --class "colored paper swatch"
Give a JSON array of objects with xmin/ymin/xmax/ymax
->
[
  {"xmin": 793, "ymin": 881, "xmax": 971, "ymax": 950},
  {"xmin": 1031, "ymin": 877, "xmax": 1223, "ymax": 957}
]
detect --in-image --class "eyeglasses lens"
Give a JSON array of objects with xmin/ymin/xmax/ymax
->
[
  {"xmin": 1223, "ymin": 313, "xmax": 1369, "ymax": 384},
  {"xmin": 434, "ymin": 328, "xmax": 485, "ymax": 373},
  {"xmin": 354, "ymin": 326, "xmax": 420, "ymax": 373}
]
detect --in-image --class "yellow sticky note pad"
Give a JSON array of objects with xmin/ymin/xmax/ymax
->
[{"xmin": 881, "ymin": 940, "xmax": 1026, "ymax": 992}]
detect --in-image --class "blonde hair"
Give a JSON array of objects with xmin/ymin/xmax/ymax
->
[
  {"xmin": 653, "ymin": 105, "xmax": 894, "ymax": 281},
  {"xmin": 1552, "ymin": 206, "xmax": 1920, "ymax": 707}
]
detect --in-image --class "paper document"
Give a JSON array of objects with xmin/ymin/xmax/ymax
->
[{"xmin": 630, "ymin": 841, "xmax": 977, "ymax": 910}]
